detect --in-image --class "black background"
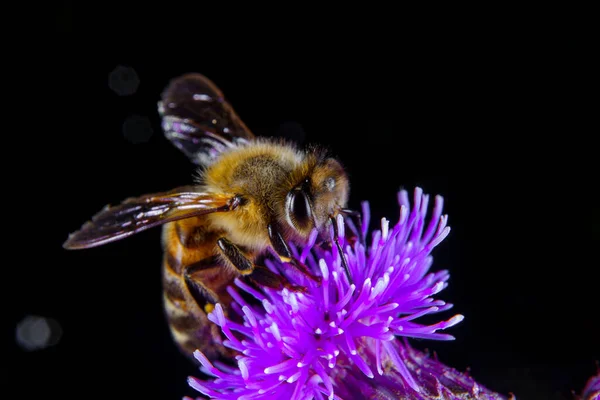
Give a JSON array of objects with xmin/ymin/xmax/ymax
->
[{"xmin": 9, "ymin": 7, "xmax": 597, "ymax": 400}]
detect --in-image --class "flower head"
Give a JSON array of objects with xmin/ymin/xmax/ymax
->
[
  {"xmin": 579, "ymin": 370, "xmax": 600, "ymax": 400},
  {"xmin": 185, "ymin": 187, "xmax": 506, "ymax": 399}
]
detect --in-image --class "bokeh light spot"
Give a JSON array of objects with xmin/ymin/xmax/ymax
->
[
  {"xmin": 16, "ymin": 315, "xmax": 62, "ymax": 351},
  {"xmin": 108, "ymin": 65, "xmax": 140, "ymax": 96}
]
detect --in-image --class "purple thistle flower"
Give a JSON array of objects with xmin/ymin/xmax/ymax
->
[
  {"xmin": 578, "ymin": 370, "xmax": 600, "ymax": 400},
  {"xmin": 184, "ymin": 187, "xmax": 509, "ymax": 400}
]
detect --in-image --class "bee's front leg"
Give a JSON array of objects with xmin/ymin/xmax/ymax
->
[
  {"xmin": 339, "ymin": 207, "xmax": 365, "ymax": 247},
  {"xmin": 267, "ymin": 224, "xmax": 322, "ymax": 284},
  {"xmin": 216, "ymin": 237, "xmax": 307, "ymax": 292},
  {"xmin": 329, "ymin": 216, "xmax": 353, "ymax": 285}
]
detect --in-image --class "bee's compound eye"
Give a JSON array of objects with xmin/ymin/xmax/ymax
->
[{"xmin": 286, "ymin": 189, "xmax": 313, "ymax": 230}]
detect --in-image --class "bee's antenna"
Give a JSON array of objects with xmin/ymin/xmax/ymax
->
[{"xmin": 330, "ymin": 216, "xmax": 353, "ymax": 285}]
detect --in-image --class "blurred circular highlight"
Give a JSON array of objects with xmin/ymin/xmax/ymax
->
[
  {"xmin": 16, "ymin": 315, "xmax": 63, "ymax": 351},
  {"xmin": 108, "ymin": 65, "xmax": 140, "ymax": 96}
]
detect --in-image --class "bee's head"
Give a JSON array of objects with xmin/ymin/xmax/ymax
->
[{"xmin": 284, "ymin": 157, "xmax": 349, "ymax": 241}]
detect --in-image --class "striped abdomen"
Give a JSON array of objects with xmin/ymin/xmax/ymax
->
[{"xmin": 161, "ymin": 217, "xmax": 236, "ymax": 361}]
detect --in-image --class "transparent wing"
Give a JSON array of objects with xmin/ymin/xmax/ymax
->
[
  {"xmin": 158, "ymin": 73, "xmax": 255, "ymax": 167},
  {"xmin": 63, "ymin": 186, "xmax": 239, "ymax": 249}
]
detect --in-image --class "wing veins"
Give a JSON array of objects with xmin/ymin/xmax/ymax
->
[{"xmin": 64, "ymin": 188, "xmax": 237, "ymax": 249}]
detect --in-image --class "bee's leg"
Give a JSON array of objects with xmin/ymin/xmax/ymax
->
[
  {"xmin": 182, "ymin": 257, "xmax": 230, "ymax": 314},
  {"xmin": 340, "ymin": 208, "xmax": 365, "ymax": 247},
  {"xmin": 250, "ymin": 265, "xmax": 308, "ymax": 293},
  {"xmin": 216, "ymin": 237, "xmax": 306, "ymax": 292},
  {"xmin": 330, "ymin": 216, "xmax": 353, "ymax": 285},
  {"xmin": 267, "ymin": 224, "xmax": 322, "ymax": 284},
  {"xmin": 216, "ymin": 238, "xmax": 254, "ymax": 275}
]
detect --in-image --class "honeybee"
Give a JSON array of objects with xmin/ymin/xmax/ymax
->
[{"xmin": 63, "ymin": 73, "xmax": 359, "ymax": 361}]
